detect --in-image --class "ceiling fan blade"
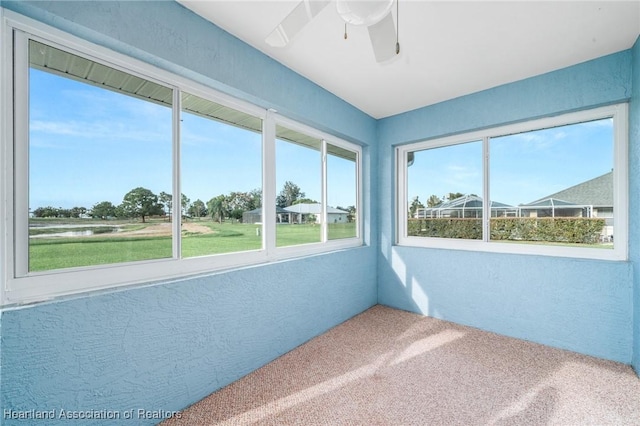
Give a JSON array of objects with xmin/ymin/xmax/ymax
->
[
  {"xmin": 367, "ymin": 12, "xmax": 397, "ymax": 63},
  {"xmin": 265, "ymin": 0, "xmax": 330, "ymax": 47}
]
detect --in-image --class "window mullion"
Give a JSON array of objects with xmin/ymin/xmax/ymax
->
[
  {"xmin": 482, "ymin": 137, "xmax": 490, "ymax": 242},
  {"xmin": 172, "ymin": 88, "xmax": 181, "ymax": 258},
  {"xmin": 396, "ymin": 147, "xmax": 407, "ymax": 244},
  {"xmin": 321, "ymin": 140, "xmax": 328, "ymax": 242},
  {"xmin": 13, "ymin": 30, "xmax": 29, "ymax": 277},
  {"xmin": 263, "ymin": 109, "xmax": 277, "ymax": 255}
]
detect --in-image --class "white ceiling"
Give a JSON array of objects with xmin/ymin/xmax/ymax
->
[{"xmin": 178, "ymin": 1, "xmax": 640, "ymax": 119}]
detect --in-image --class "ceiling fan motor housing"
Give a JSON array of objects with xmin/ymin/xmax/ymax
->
[{"xmin": 336, "ymin": 0, "xmax": 394, "ymax": 26}]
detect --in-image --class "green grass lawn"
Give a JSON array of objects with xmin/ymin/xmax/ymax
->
[
  {"xmin": 328, "ymin": 222, "xmax": 358, "ymax": 240},
  {"xmin": 29, "ymin": 236, "xmax": 173, "ymax": 271},
  {"xmin": 276, "ymin": 223, "xmax": 321, "ymax": 247},
  {"xmin": 181, "ymin": 222, "xmax": 262, "ymax": 257},
  {"xmin": 28, "ymin": 220, "xmax": 357, "ymax": 272}
]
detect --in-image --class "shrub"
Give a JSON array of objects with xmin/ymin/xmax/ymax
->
[{"xmin": 408, "ymin": 217, "xmax": 605, "ymax": 244}]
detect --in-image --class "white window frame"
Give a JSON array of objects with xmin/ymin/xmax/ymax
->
[
  {"xmin": 0, "ymin": 10, "xmax": 363, "ymax": 305},
  {"xmin": 272, "ymin": 115, "xmax": 363, "ymax": 258},
  {"xmin": 396, "ymin": 103, "xmax": 628, "ymax": 261}
]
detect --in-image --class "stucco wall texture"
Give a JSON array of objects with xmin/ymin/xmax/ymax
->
[{"xmin": 0, "ymin": 1, "xmax": 638, "ymax": 425}]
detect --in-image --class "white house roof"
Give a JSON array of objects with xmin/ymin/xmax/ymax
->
[{"xmin": 283, "ymin": 203, "xmax": 347, "ymax": 214}]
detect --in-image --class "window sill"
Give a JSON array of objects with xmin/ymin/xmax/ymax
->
[
  {"xmin": 397, "ymin": 237, "xmax": 627, "ymax": 262},
  {"xmin": 3, "ymin": 238, "xmax": 364, "ymax": 306}
]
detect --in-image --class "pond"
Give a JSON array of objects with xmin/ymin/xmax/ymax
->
[{"xmin": 29, "ymin": 224, "xmax": 121, "ymax": 238}]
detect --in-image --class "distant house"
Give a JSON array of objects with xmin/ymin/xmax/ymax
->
[
  {"xmin": 414, "ymin": 172, "xmax": 614, "ymax": 238},
  {"xmin": 242, "ymin": 207, "xmax": 291, "ymax": 224},
  {"xmin": 519, "ymin": 198, "xmax": 593, "ymax": 218},
  {"xmin": 242, "ymin": 204, "xmax": 349, "ymax": 224},
  {"xmin": 415, "ymin": 195, "xmax": 517, "ymax": 219},
  {"xmin": 284, "ymin": 203, "xmax": 349, "ymax": 224},
  {"xmin": 521, "ymin": 171, "xmax": 613, "ymax": 239}
]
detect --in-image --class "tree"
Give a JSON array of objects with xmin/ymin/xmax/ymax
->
[
  {"xmin": 427, "ymin": 194, "xmax": 443, "ymax": 208},
  {"xmin": 227, "ymin": 191, "xmax": 254, "ymax": 212},
  {"xmin": 292, "ymin": 198, "xmax": 318, "ymax": 205},
  {"xmin": 89, "ymin": 202, "xmax": 117, "ymax": 219},
  {"xmin": 181, "ymin": 193, "xmax": 191, "ymax": 218},
  {"xmin": 189, "ymin": 199, "xmax": 206, "ymax": 219},
  {"xmin": 230, "ymin": 209, "xmax": 244, "ymax": 222},
  {"xmin": 447, "ymin": 192, "xmax": 464, "ymax": 201},
  {"xmin": 159, "ymin": 191, "xmax": 172, "ymax": 218},
  {"xmin": 207, "ymin": 195, "xmax": 229, "ymax": 223},
  {"xmin": 32, "ymin": 206, "xmax": 59, "ymax": 218},
  {"xmin": 346, "ymin": 205, "xmax": 356, "ymax": 222},
  {"xmin": 276, "ymin": 181, "xmax": 305, "ymax": 208},
  {"xmin": 119, "ymin": 187, "xmax": 164, "ymax": 223},
  {"xmin": 336, "ymin": 205, "xmax": 357, "ymax": 222},
  {"xmin": 70, "ymin": 206, "xmax": 87, "ymax": 218},
  {"xmin": 248, "ymin": 188, "xmax": 262, "ymax": 210},
  {"xmin": 409, "ymin": 196, "xmax": 425, "ymax": 218}
]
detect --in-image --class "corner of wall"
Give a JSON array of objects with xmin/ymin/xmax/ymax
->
[{"xmin": 630, "ymin": 35, "xmax": 640, "ymax": 375}]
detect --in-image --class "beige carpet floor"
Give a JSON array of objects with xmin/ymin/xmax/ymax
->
[{"xmin": 162, "ymin": 305, "xmax": 640, "ymax": 425}]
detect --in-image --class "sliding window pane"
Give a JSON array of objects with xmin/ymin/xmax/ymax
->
[
  {"xmin": 490, "ymin": 119, "xmax": 614, "ymax": 247},
  {"xmin": 180, "ymin": 92, "xmax": 263, "ymax": 257},
  {"xmin": 406, "ymin": 141, "xmax": 483, "ymax": 239},
  {"xmin": 28, "ymin": 40, "xmax": 172, "ymax": 272},
  {"xmin": 276, "ymin": 125, "xmax": 322, "ymax": 247},
  {"xmin": 327, "ymin": 144, "xmax": 357, "ymax": 240}
]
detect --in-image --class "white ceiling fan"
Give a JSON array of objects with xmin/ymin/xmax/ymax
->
[{"xmin": 265, "ymin": 0, "xmax": 400, "ymax": 63}]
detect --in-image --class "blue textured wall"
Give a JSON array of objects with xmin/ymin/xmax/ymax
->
[
  {"xmin": 631, "ymin": 37, "xmax": 640, "ymax": 372},
  {"xmin": 377, "ymin": 50, "xmax": 635, "ymax": 363},
  {"xmin": 0, "ymin": 1, "xmax": 377, "ymax": 424},
  {"xmin": 2, "ymin": 250, "xmax": 376, "ymax": 424}
]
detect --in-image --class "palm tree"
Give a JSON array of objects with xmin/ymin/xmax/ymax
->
[{"xmin": 207, "ymin": 195, "xmax": 228, "ymax": 223}]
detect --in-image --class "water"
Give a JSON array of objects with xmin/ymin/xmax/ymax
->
[{"xmin": 29, "ymin": 225, "xmax": 120, "ymax": 239}]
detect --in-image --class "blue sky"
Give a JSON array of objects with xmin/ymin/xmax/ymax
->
[
  {"xmin": 408, "ymin": 118, "xmax": 613, "ymax": 207},
  {"xmin": 31, "ymin": 65, "xmax": 608, "ymax": 213},
  {"xmin": 29, "ymin": 68, "xmax": 356, "ymax": 211}
]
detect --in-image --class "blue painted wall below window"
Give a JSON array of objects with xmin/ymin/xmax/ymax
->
[{"xmin": 2, "ymin": 250, "xmax": 376, "ymax": 424}]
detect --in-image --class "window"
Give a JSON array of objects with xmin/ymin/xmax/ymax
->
[
  {"xmin": 274, "ymin": 121, "xmax": 361, "ymax": 248},
  {"xmin": 180, "ymin": 92, "xmax": 263, "ymax": 257},
  {"xmin": 26, "ymin": 40, "xmax": 174, "ymax": 273},
  {"xmin": 327, "ymin": 143, "xmax": 358, "ymax": 240},
  {"xmin": 397, "ymin": 104, "xmax": 628, "ymax": 260},
  {"xmin": 2, "ymin": 17, "xmax": 363, "ymax": 304},
  {"xmin": 276, "ymin": 125, "xmax": 322, "ymax": 247},
  {"xmin": 406, "ymin": 140, "xmax": 483, "ymax": 240}
]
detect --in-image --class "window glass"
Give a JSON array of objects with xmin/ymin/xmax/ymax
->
[
  {"xmin": 490, "ymin": 119, "xmax": 614, "ymax": 248},
  {"xmin": 406, "ymin": 141, "xmax": 483, "ymax": 239},
  {"xmin": 275, "ymin": 125, "xmax": 322, "ymax": 247},
  {"xmin": 28, "ymin": 40, "xmax": 173, "ymax": 271},
  {"xmin": 180, "ymin": 92, "xmax": 263, "ymax": 257},
  {"xmin": 327, "ymin": 144, "xmax": 358, "ymax": 240}
]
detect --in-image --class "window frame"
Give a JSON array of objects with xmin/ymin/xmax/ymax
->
[
  {"xmin": 0, "ymin": 11, "xmax": 364, "ymax": 305},
  {"xmin": 272, "ymin": 114, "xmax": 363, "ymax": 258},
  {"xmin": 396, "ymin": 103, "xmax": 628, "ymax": 261}
]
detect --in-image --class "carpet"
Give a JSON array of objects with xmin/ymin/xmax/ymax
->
[{"xmin": 162, "ymin": 305, "xmax": 640, "ymax": 425}]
